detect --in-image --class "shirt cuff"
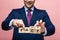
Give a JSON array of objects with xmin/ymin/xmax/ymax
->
[
  {"xmin": 42, "ymin": 27, "xmax": 47, "ymax": 36},
  {"xmin": 9, "ymin": 19, "xmax": 15, "ymax": 28}
]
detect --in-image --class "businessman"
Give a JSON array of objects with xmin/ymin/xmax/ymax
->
[{"xmin": 1, "ymin": 0, "xmax": 55, "ymax": 40}]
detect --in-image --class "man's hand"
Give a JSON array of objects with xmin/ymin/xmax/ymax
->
[
  {"xmin": 12, "ymin": 19, "xmax": 25, "ymax": 28},
  {"xmin": 34, "ymin": 20, "xmax": 45, "ymax": 33}
]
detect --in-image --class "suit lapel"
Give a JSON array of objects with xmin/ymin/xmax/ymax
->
[
  {"xmin": 19, "ymin": 7, "xmax": 28, "ymax": 26},
  {"xmin": 30, "ymin": 7, "xmax": 39, "ymax": 25}
]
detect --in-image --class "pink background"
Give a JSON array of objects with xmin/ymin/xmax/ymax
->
[{"xmin": 0, "ymin": 0, "xmax": 60, "ymax": 40}]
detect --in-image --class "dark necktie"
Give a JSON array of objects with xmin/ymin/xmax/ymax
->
[{"xmin": 27, "ymin": 10, "xmax": 32, "ymax": 26}]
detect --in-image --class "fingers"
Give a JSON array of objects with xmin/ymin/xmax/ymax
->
[
  {"xmin": 12, "ymin": 21, "xmax": 18, "ymax": 27},
  {"xmin": 36, "ymin": 21, "xmax": 40, "ymax": 26},
  {"xmin": 17, "ymin": 19, "xmax": 25, "ymax": 27},
  {"xmin": 39, "ymin": 20, "xmax": 45, "ymax": 33},
  {"xmin": 43, "ymin": 22, "xmax": 45, "ymax": 25},
  {"xmin": 12, "ymin": 19, "xmax": 25, "ymax": 28},
  {"xmin": 17, "ymin": 24, "xmax": 23, "ymax": 27},
  {"xmin": 34, "ymin": 20, "xmax": 45, "ymax": 26},
  {"xmin": 39, "ymin": 20, "xmax": 45, "ymax": 25},
  {"xmin": 40, "ymin": 20, "xmax": 43, "ymax": 23},
  {"xmin": 39, "ymin": 20, "xmax": 45, "ymax": 26}
]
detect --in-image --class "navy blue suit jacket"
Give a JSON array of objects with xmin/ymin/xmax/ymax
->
[{"xmin": 2, "ymin": 7, "xmax": 55, "ymax": 40}]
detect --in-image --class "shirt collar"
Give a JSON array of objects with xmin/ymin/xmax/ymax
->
[{"xmin": 24, "ymin": 6, "xmax": 34, "ymax": 12}]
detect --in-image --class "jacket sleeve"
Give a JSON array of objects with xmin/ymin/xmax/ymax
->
[
  {"xmin": 43, "ymin": 10, "xmax": 55, "ymax": 36},
  {"xmin": 1, "ymin": 9, "xmax": 15, "ymax": 30}
]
